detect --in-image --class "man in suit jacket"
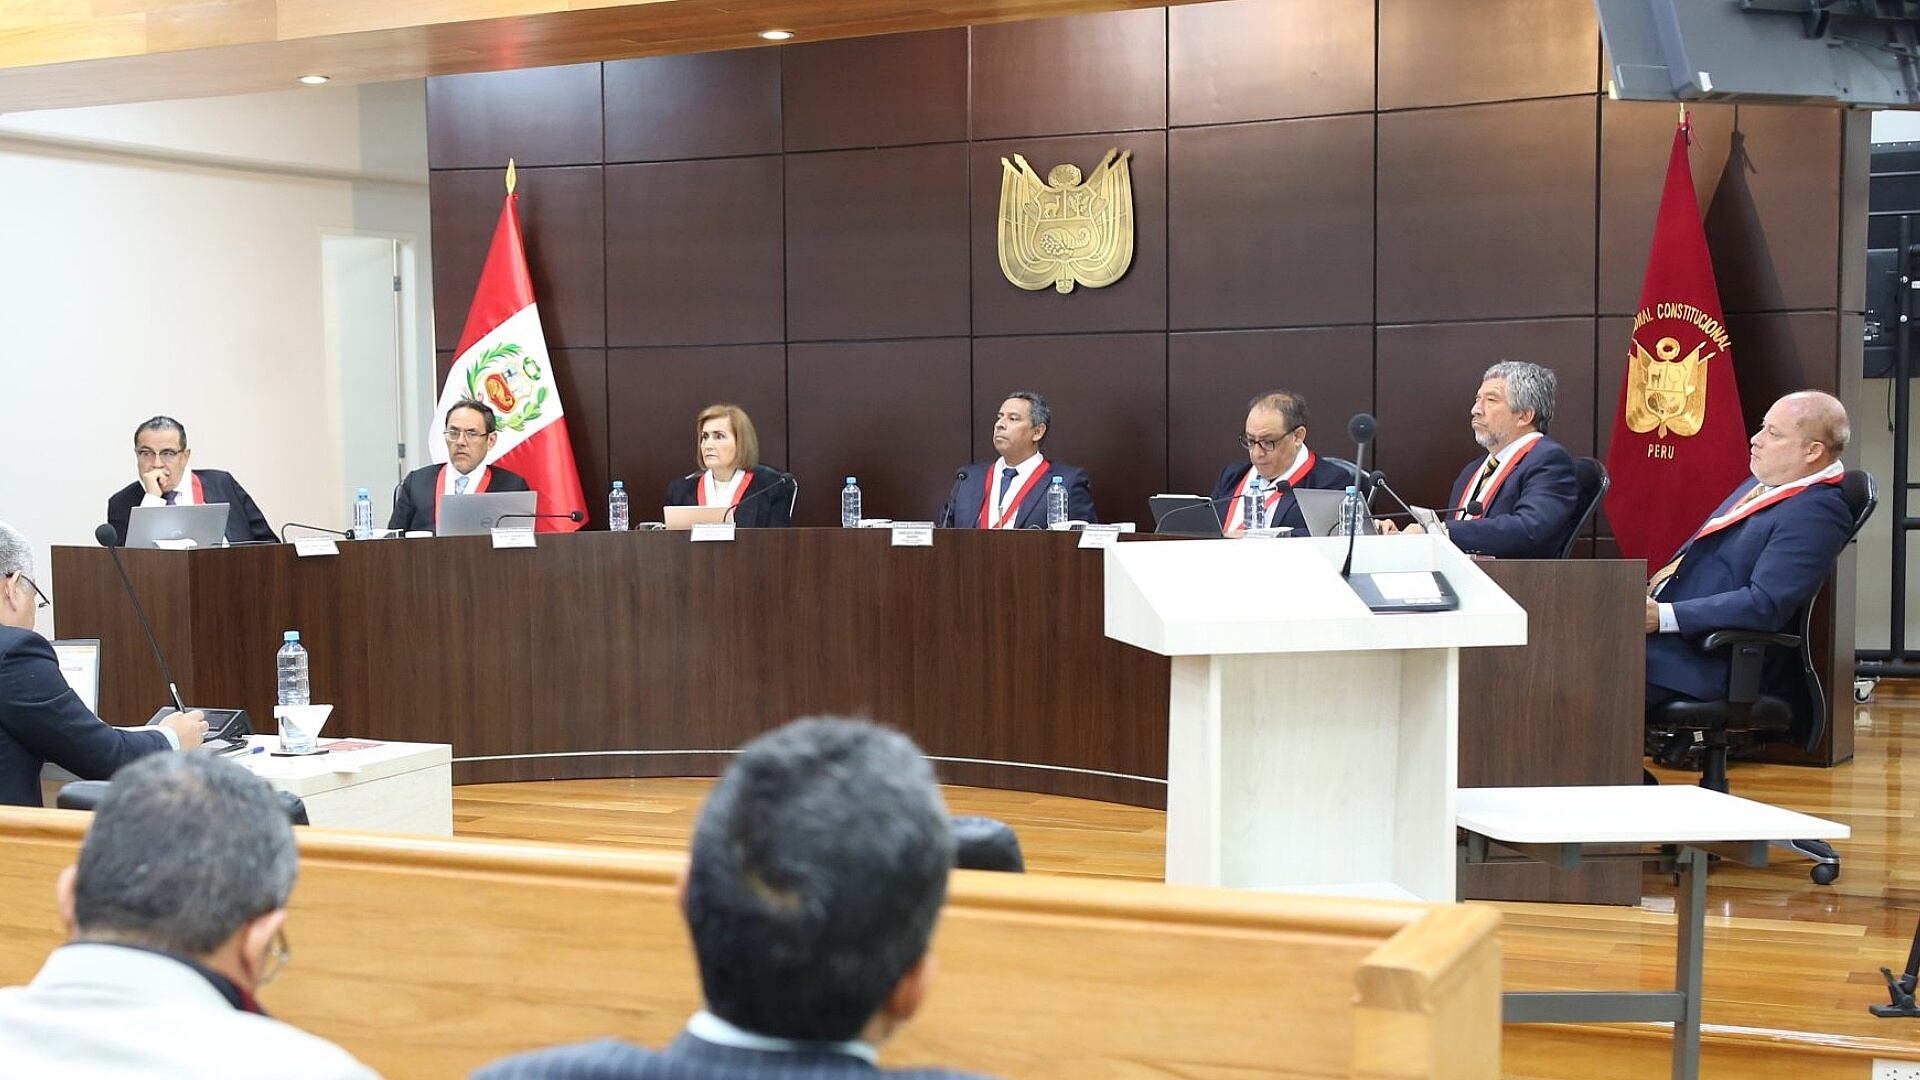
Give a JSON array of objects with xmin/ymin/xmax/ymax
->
[
  {"xmin": 475, "ymin": 719, "xmax": 992, "ymax": 1080},
  {"xmin": 0, "ymin": 522, "xmax": 203, "ymax": 807},
  {"xmin": 105, "ymin": 416, "xmax": 277, "ymax": 546},
  {"xmin": 1207, "ymin": 390, "xmax": 1353, "ymax": 536},
  {"xmin": 0, "ymin": 752, "xmax": 379, "ymax": 1079},
  {"xmin": 1381, "ymin": 360, "xmax": 1580, "ymax": 557},
  {"xmin": 940, "ymin": 391, "xmax": 1095, "ymax": 529},
  {"xmin": 1646, "ymin": 391, "xmax": 1855, "ymax": 705},
  {"xmin": 390, "ymin": 398, "xmax": 531, "ymax": 533}
]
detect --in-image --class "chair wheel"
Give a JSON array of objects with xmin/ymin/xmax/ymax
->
[{"xmin": 1811, "ymin": 863, "xmax": 1840, "ymax": 885}]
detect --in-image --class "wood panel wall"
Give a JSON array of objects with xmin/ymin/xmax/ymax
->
[{"xmin": 426, "ymin": 0, "xmax": 1870, "ymax": 759}]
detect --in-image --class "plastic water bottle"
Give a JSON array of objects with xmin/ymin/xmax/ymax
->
[
  {"xmin": 352, "ymin": 487, "xmax": 374, "ymax": 540},
  {"xmin": 1337, "ymin": 484, "xmax": 1366, "ymax": 537},
  {"xmin": 1046, "ymin": 475, "xmax": 1069, "ymax": 529},
  {"xmin": 1244, "ymin": 476, "xmax": 1264, "ymax": 531},
  {"xmin": 277, "ymin": 631, "xmax": 310, "ymax": 707},
  {"xmin": 841, "ymin": 477, "xmax": 862, "ymax": 528},
  {"xmin": 609, "ymin": 480, "xmax": 630, "ymax": 532}
]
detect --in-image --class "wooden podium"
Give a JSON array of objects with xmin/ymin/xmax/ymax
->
[{"xmin": 1104, "ymin": 535, "xmax": 1526, "ymax": 902}]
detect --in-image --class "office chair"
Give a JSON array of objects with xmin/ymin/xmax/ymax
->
[
  {"xmin": 1645, "ymin": 469, "xmax": 1876, "ymax": 885},
  {"xmin": 952, "ymin": 815, "xmax": 1025, "ymax": 872},
  {"xmin": 1553, "ymin": 457, "xmax": 1610, "ymax": 559},
  {"xmin": 56, "ymin": 779, "xmax": 312, "ymax": 826}
]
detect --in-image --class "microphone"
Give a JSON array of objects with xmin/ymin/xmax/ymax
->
[
  {"xmin": 1369, "ymin": 474, "xmax": 1482, "ymax": 522},
  {"xmin": 93, "ymin": 524, "xmax": 252, "ymax": 747},
  {"xmin": 938, "ymin": 469, "xmax": 970, "ymax": 529},
  {"xmin": 1340, "ymin": 414, "xmax": 1378, "ymax": 578},
  {"xmin": 495, "ymin": 510, "xmax": 586, "ymax": 528},
  {"xmin": 281, "ymin": 523, "xmax": 353, "ymax": 539},
  {"xmin": 724, "ymin": 472, "xmax": 798, "ymax": 524}
]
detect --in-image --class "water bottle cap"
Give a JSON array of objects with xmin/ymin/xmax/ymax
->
[
  {"xmin": 1345, "ymin": 485, "xmax": 1358, "ymax": 494},
  {"xmin": 1050, "ymin": 476, "xmax": 1064, "ymax": 485},
  {"xmin": 845, "ymin": 476, "xmax": 857, "ymax": 485},
  {"xmin": 283, "ymin": 630, "xmax": 300, "ymax": 643},
  {"xmin": 356, "ymin": 487, "xmax": 368, "ymax": 497},
  {"xmin": 612, "ymin": 480, "xmax": 624, "ymax": 489}
]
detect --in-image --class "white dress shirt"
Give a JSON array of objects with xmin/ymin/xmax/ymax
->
[
  {"xmin": 987, "ymin": 453, "xmax": 1046, "ymax": 529},
  {"xmin": 441, "ymin": 464, "xmax": 491, "ymax": 495},
  {"xmin": 139, "ymin": 470, "xmax": 198, "ymax": 508}
]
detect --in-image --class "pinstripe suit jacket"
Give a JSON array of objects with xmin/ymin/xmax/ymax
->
[{"xmin": 473, "ymin": 1033, "xmax": 993, "ymax": 1080}]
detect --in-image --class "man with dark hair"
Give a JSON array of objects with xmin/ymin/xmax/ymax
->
[
  {"xmin": 0, "ymin": 753, "xmax": 378, "ymax": 1078},
  {"xmin": 0, "ymin": 520, "xmax": 203, "ymax": 807},
  {"xmin": 105, "ymin": 416, "xmax": 278, "ymax": 545},
  {"xmin": 1380, "ymin": 360, "xmax": 1580, "ymax": 557},
  {"xmin": 941, "ymin": 392, "xmax": 1096, "ymax": 528},
  {"xmin": 475, "ymin": 718, "xmax": 990, "ymax": 1079},
  {"xmin": 389, "ymin": 397, "xmax": 532, "ymax": 533},
  {"xmin": 1207, "ymin": 390, "xmax": 1352, "ymax": 535}
]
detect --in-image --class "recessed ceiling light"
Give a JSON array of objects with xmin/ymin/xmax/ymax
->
[
  {"xmin": 758, "ymin": 29, "xmax": 794, "ymax": 41},
  {"xmin": 298, "ymin": 74, "xmax": 330, "ymax": 85}
]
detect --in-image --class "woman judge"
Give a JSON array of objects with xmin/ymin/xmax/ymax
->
[{"xmin": 665, "ymin": 405, "xmax": 794, "ymax": 527}]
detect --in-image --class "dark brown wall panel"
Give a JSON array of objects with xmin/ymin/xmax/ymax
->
[
  {"xmin": 971, "ymin": 334, "xmax": 1168, "ymax": 527},
  {"xmin": 1597, "ymin": 100, "xmax": 1736, "ymax": 317},
  {"xmin": 551, "ymin": 349, "xmax": 611, "ymax": 529},
  {"xmin": 426, "ymin": 65, "xmax": 603, "ymax": 169},
  {"xmin": 1726, "ymin": 312, "xmax": 1841, "ymax": 428},
  {"xmin": 970, "ymin": 131, "xmax": 1167, "ymax": 336},
  {"xmin": 1378, "ymin": 0, "xmax": 1598, "ymax": 110},
  {"xmin": 1167, "ymin": 327, "xmax": 1375, "ymax": 495},
  {"xmin": 787, "ymin": 339, "xmax": 972, "ymax": 526},
  {"xmin": 785, "ymin": 143, "xmax": 971, "ymax": 341},
  {"xmin": 783, "ymin": 30, "xmax": 968, "ymax": 151},
  {"xmin": 606, "ymin": 345, "xmax": 788, "ymax": 510},
  {"xmin": 971, "ymin": 8, "xmax": 1168, "ymax": 140},
  {"xmin": 429, "ymin": 166, "xmax": 606, "ymax": 350},
  {"xmin": 1708, "ymin": 106, "xmax": 1843, "ymax": 315},
  {"xmin": 1168, "ymin": 0, "xmax": 1374, "ymax": 125},
  {"xmin": 1375, "ymin": 319, "xmax": 1598, "ymax": 510},
  {"xmin": 606, "ymin": 156, "xmax": 785, "ymax": 347},
  {"xmin": 1169, "ymin": 115, "xmax": 1373, "ymax": 329},
  {"xmin": 1377, "ymin": 97, "xmax": 1597, "ymax": 324},
  {"xmin": 603, "ymin": 50, "xmax": 781, "ymax": 163}
]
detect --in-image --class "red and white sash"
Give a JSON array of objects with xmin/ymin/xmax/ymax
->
[
  {"xmin": 698, "ymin": 470, "xmax": 754, "ymax": 510},
  {"xmin": 982, "ymin": 461, "xmax": 1052, "ymax": 530},
  {"xmin": 1223, "ymin": 449, "xmax": 1318, "ymax": 535},
  {"xmin": 1459, "ymin": 433, "xmax": 1543, "ymax": 519},
  {"xmin": 433, "ymin": 465, "xmax": 493, "ymax": 525},
  {"xmin": 1690, "ymin": 462, "xmax": 1844, "ymax": 545}
]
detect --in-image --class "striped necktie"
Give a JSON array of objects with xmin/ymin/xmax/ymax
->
[
  {"xmin": 1462, "ymin": 457, "xmax": 1497, "ymax": 518},
  {"xmin": 454, "ymin": 474, "xmax": 469, "ymax": 496},
  {"xmin": 1647, "ymin": 483, "xmax": 1768, "ymax": 597}
]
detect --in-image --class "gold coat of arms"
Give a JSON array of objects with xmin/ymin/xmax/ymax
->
[
  {"xmin": 1624, "ymin": 302, "xmax": 1731, "ymax": 439},
  {"xmin": 997, "ymin": 149, "xmax": 1134, "ymax": 293}
]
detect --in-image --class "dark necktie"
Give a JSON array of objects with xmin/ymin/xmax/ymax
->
[
  {"xmin": 998, "ymin": 467, "xmax": 1018, "ymax": 506},
  {"xmin": 162, "ymin": 490, "xmax": 178, "ymax": 506},
  {"xmin": 1464, "ymin": 457, "xmax": 1498, "ymax": 513}
]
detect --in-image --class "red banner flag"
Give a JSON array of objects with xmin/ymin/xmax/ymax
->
[
  {"xmin": 435, "ymin": 163, "xmax": 587, "ymax": 532},
  {"xmin": 1603, "ymin": 114, "xmax": 1750, "ymax": 566}
]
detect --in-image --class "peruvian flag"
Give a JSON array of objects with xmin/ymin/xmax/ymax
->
[
  {"xmin": 1603, "ymin": 111, "xmax": 1749, "ymax": 567},
  {"xmin": 435, "ymin": 162, "xmax": 586, "ymax": 532}
]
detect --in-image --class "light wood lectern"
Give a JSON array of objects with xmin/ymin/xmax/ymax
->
[{"xmin": 1104, "ymin": 535, "xmax": 1526, "ymax": 902}]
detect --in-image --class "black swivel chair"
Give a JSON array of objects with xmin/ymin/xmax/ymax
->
[
  {"xmin": 1645, "ymin": 469, "xmax": 1876, "ymax": 884},
  {"xmin": 951, "ymin": 815, "xmax": 1025, "ymax": 872},
  {"xmin": 56, "ymin": 779, "xmax": 311, "ymax": 825},
  {"xmin": 1553, "ymin": 457, "xmax": 1610, "ymax": 559}
]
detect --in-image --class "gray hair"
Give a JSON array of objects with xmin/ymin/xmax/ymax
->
[
  {"xmin": 686, "ymin": 718, "xmax": 954, "ymax": 1041},
  {"xmin": 1483, "ymin": 361, "xmax": 1557, "ymax": 434},
  {"xmin": 72, "ymin": 754, "xmax": 299, "ymax": 957},
  {"xmin": 1005, "ymin": 391, "xmax": 1052, "ymax": 436},
  {"xmin": 1247, "ymin": 390, "xmax": 1310, "ymax": 433},
  {"xmin": 0, "ymin": 522, "xmax": 30, "ymax": 580},
  {"xmin": 134, "ymin": 416, "xmax": 187, "ymax": 447}
]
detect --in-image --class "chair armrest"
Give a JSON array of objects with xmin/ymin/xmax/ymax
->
[{"xmin": 1699, "ymin": 630, "xmax": 1800, "ymax": 652}]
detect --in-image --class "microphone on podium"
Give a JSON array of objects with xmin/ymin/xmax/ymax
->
[
  {"xmin": 1369, "ymin": 472, "xmax": 1482, "ymax": 522},
  {"xmin": 282, "ymin": 523, "xmax": 353, "ymax": 540},
  {"xmin": 1340, "ymin": 413, "xmax": 1378, "ymax": 578},
  {"xmin": 938, "ymin": 469, "xmax": 970, "ymax": 529},
  {"xmin": 495, "ymin": 510, "xmax": 585, "ymax": 529},
  {"xmin": 724, "ymin": 473, "xmax": 798, "ymax": 524}
]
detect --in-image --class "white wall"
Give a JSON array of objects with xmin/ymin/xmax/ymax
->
[{"xmin": 0, "ymin": 81, "xmax": 432, "ymax": 637}]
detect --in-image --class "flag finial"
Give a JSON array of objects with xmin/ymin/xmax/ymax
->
[{"xmin": 506, "ymin": 158, "xmax": 517, "ymax": 195}]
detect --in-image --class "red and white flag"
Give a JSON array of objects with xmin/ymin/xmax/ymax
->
[
  {"xmin": 1603, "ymin": 111, "xmax": 1749, "ymax": 566},
  {"xmin": 434, "ymin": 161, "xmax": 586, "ymax": 532}
]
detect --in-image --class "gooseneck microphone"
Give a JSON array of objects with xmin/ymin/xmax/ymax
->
[
  {"xmin": 724, "ymin": 473, "xmax": 799, "ymax": 524},
  {"xmin": 281, "ymin": 523, "xmax": 353, "ymax": 540},
  {"xmin": 938, "ymin": 469, "xmax": 970, "ymax": 529},
  {"xmin": 1369, "ymin": 472, "xmax": 1483, "ymax": 523},
  {"xmin": 94, "ymin": 523, "xmax": 186, "ymax": 714},
  {"xmin": 1153, "ymin": 480, "xmax": 1292, "ymax": 536},
  {"xmin": 1340, "ymin": 414, "xmax": 1378, "ymax": 578},
  {"xmin": 495, "ymin": 510, "xmax": 586, "ymax": 528}
]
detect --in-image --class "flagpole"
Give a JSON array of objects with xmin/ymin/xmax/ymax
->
[{"xmin": 506, "ymin": 158, "xmax": 517, "ymax": 196}]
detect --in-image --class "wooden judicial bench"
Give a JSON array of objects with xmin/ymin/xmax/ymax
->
[
  {"xmin": 50, "ymin": 530, "xmax": 1645, "ymax": 902},
  {"xmin": 0, "ymin": 806, "xmax": 1501, "ymax": 1079}
]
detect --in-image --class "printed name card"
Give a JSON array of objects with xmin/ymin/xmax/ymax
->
[
  {"xmin": 891, "ymin": 523, "xmax": 934, "ymax": 547},
  {"xmin": 1077, "ymin": 525, "xmax": 1123, "ymax": 549},
  {"xmin": 490, "ymin": 527, "xmax": 536, "ymax": 549},
  {"xmin": 691, "ymin": 523, "xmax": 737, "ymax": 543},
  {"xmin": 292, "ymin": 537, "xmax": 340, "ymax": 558}
]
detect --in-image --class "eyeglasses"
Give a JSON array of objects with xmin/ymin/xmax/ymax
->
[
  {"xmin": 1237, "ymin": 428, "xmax": 1302, "ymax": 453},
  {"xmin": 8, "ymin": 573, "xmax": 49, "ymax": 611},
  {"xmin": 443, "ymin": 428, "xmax": 490, "ymax": 444},
  {"xmin": 258, "ymin": 928, "xmax": 291, "ymax": 987},
  {"xmin": 134, "ymin": 449, "xmax": 184, "ymax": 462}
]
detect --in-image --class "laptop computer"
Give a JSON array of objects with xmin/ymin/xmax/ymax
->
[
  {"xmin": 663, "ymin": 505, "xmax": 731, "ymax": 530},
  {"xmin": 436, "ymin": 491, "xmax": 539, "ymax": 536},
  {"xmin": 1294, "ymin": 489, "xmax": 1377, "ymax": 538},
  {"xmin": 51, "ymin": 639, "xmax": 101, "ymax": 714},
  {"xmin": 125, "ymin": 504, "xmax": 229, "ymax": 548},
  {"xmin": 1149, "ymin": 495, "xmax": 1223, "ymax": 537}
]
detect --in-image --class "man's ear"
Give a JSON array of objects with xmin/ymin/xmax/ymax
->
[
  {"xmin": 239, "ymin": 908, "xmax": 288, "ymax": 984},
  {"xmin": 55, "ymin": 866, "xmax": 78, "ymax": 935},
  {"xmin": 882, "ymin": 952, "xmax": 936, "ymax": 1024},
  {"xmin": 1032, "ymin": 422, "xmax": 1048, "ymax": 445}
]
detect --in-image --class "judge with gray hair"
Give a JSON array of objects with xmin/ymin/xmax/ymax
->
[
  {"xmin": 0, "ymin": 520, "xmax": 204, "ymax": 807},
  {"xmin": 0, "ymin": 753, "xmax": 379, "ymax": 1079}
]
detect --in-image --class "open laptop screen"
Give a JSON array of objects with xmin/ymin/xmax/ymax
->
[{"xmin": 52, "ymin": 639, "xmax": 101, "ymax": 714}]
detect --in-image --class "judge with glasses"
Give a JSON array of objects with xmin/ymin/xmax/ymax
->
[
  {"xmin": 104, "ymin": 416, "xmax": 278, "ymax": 546},
  {"xmin": 388, "ymin": 397, "xmax": 533, "ymax": 534},
  {"xmin": 1206, "ymin": 391, "xmax": 1352, "ymax": 535}
]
